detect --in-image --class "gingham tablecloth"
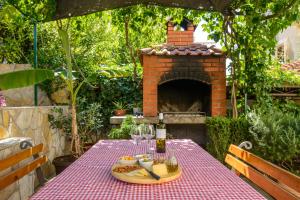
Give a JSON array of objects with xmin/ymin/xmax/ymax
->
[{"xmin": 31, "ymin": 139, "xmax": 266, "ymax": 200}]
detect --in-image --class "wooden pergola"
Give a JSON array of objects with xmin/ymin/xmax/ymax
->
[{"xmin": 53, "ymin": 0, "xmax": 233, "ymax": 20}]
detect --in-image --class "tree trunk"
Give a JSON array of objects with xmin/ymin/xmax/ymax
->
[
  {"xmin": 231, "ymin": 80, "xmax": 238, "ymax": 118},
  {"xmin": 231, "ymin": 63, "xmax": 238, "ymax": 118},
  {"xmin": 124, "ymin": 18, "xmax": 138, "ymax": 81},
  {"xmin": 71, "ymin": 103, "xmax": 82, "ymax": 156}
]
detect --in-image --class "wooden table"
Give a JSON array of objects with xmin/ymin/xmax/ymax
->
[{"xmin": 31, "ymin": 140, "xmax": 266, "ymax": 199}]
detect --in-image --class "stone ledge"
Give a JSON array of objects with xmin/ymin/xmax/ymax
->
[
  {"xmin": 0, "ymin": 106, "xmax": 68, "ymax": 110},
  {"xmin": 110, "ymin": 116, "xmax": 157, "ymax": 125},
  {"xmin": 110, "ymin": 115, "xmax": 206, "ymax": 125},
  {"xmin": 0, "ymin": 137, "xmax": 32, "ymax": 151}
]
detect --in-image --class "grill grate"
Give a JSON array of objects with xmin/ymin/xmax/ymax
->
[{"xmin": 162, "ymin": 112, "xmax": 206, "ymax": 117}]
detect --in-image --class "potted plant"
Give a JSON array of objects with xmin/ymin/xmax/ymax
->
[
  {"xmin": 113, "ymin": 101, "xmax": 127, "ymax": 116},
  {"xmin": 108, "ymin": 115, "xmax": 136, "ymax": 139},
  {"xmin": 77, "ymin": 98, "xmax": 103, "ymax": 151},
  {"xmin": 51, "ymin": 21, "xmax": 122, "ymax": 174},
  {"xmin": 51, "ymin": 22, "xmax": 89, "ymax": 174},
  {"xmin": 49, "ymin": 98, "xmax": 103, "ymax": 174},
  {"xmin": 132, "ymin": 102, "xmax": 142, "ymax": 115}
]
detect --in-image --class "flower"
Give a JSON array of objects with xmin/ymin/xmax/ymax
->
[{"xmin": 0, "ymin": 92, "xmax": 6, "ymax": 107}]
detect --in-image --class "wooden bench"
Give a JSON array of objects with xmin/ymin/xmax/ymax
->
[
  {"xmin": 0, "ymin": 141, "xmax": 47, "ymax": 190},
  {"xmin": 225, "ymin": 144, "xmax": 300, "ymax": 200}
]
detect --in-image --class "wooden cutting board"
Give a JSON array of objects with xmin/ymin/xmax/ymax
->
[{"xmin": 111, "ymin": 164, "xmax": 182, "ymax": 184}]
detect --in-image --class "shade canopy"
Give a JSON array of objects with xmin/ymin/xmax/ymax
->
[{"xmin": 54, "ymin": 0, "xmax": 233, "ymax": 20}]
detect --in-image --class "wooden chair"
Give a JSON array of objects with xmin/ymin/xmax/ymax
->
[
  {"xmin": 225, "ymin": 144, "xmax": 300, "ymax": 200},
  {"xmin": 0, "ymin": 141, "xmax": 47, "ymax": 190}
]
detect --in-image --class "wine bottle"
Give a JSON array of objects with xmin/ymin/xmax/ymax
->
[{"xmin": 156, "ymin": 113, "xmax": 166, "ymax": 153}]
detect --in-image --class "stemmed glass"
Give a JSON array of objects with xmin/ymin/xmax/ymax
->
[
  {"xmin": 139, "ymin": 124, "xmax": 155, "ymax": 154},
  {"xmin": 130, "ymin": 125, "xmax": 142, "ymax": 146}
]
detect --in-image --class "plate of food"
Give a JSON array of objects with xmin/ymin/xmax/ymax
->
[
  {"xmin": 111, "ymin": 156, "xmax": 182, "ymax": 184},
  {"xmin": 118, "ymin": 156, "xmax": 137, "ymax": 165}
]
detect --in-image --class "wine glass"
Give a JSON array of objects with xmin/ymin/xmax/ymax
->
[
  {"xmin": 140, "ymin": 124, "xmax": 155, "ymax": 154},
  {"xmin": 130, "ymin": 125, "xmax": 142, "ymax": 146}
]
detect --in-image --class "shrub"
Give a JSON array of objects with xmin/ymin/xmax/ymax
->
[
  {"xmin": 77, "ymin": 65, "xmax": 142, "ymax": 133},
  {"xmin": 108, "ymin": 115, "xmax": 136, "ymax": 139},
  {"xmin": 247, "ymin": 105, "xmax": 300, "ymax": 173},
  {"xmin": 49, "ymin": 97, "xmax": 104, "ymax": 144},
  {"xmin": 206, "ymin": 116, "xmax": 250, "ymax": 163}
]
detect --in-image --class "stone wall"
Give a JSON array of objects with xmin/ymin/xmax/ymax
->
[
  {"xmin": 0, "ymin": 106, "xmax": 68, "ymax": 177},
  {"xmin": 0, "ymin": 64, "xmax": 50, "ymax": 106}
]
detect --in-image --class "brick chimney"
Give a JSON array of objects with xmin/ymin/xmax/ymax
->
[{"xmin": 167, "ymin": 19, "xmax": 195, "ymax": 46}]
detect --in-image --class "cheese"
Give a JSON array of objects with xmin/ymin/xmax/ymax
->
[
  {"xmin": 126, "ymin": 169, "xmax": 148, "ymax": 177},
  {"xmin": 153, "ymin": 164, "xmax": 168, "ymax": 176}
]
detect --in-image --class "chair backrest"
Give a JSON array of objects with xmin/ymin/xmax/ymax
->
[
  {"xmin": 0, "ymin": 143, "xmax": 47, "ymax": 190},
  {"xmin": 225, "ymin": 144, "xmax": 300, "ymax": 200}
]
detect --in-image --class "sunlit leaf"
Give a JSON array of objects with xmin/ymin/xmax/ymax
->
[{"xmin": 0, "ymin": 69, "xmax": 54, "ymax": 90}]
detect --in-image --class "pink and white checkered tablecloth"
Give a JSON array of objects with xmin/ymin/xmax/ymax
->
[{"xmin": 31, "ymin": 139, "xmax": 266, "ymax": 200}]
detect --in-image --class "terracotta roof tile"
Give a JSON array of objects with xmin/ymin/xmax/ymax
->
[
  {"xmin": 140, "ymin": 43, "xmax": 224, "ymax": 56},
  {"xmin": 281, "ymin": 60, "xmax": 300, "ymax": 74}
]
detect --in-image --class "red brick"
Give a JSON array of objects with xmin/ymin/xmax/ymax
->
[
  {"xmin": 158, "ymin": 58, "xmax": 173, "ymax": 63},
  {"xmin": 200, "ymin": 63, "xmax": 212, "ymax": 67},
  {"xmin": 219, "ymin": 57, "xmax": 226, "ymax": 62},
  {"xmin": 167, "ymin": 26, "xmax": 174, "ymax": 31},
  {"xmin": 143, "ymin": 56, "xmax": 158, "ymax": 67},
  {"xmin": 204, "ymin": 58, "xmax": 220, "ymax": 63},
  {"xmin": 187, "ymin": 26, "xmax": 195, "ymax": 31},
  {"xmin": 179, "ymin": 31, "xmax": 194, "ymax": 35},
  {"xmin": 211, "ymin": 63, "xmax": 225, "ymax": 67}
]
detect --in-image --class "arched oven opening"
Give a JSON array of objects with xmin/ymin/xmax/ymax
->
[{"xmin": 158, "ymin": 79, "xmax": 211, "ymax": 116}]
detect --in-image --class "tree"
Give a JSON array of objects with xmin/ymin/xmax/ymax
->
[
  {"xmin": 111, "ymin": 6, "xmax": 201, "ymax": 80},
  {"xmin": 201, "ymin": 0, "xmax": 300, "ymax": 117},
  {"xmin": 56, "ymin": 20, "xmax": 84, "ymax": 156}
]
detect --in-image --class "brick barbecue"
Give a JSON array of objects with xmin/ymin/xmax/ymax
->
[{"xmin": 140, "ymin": 20, "xmax": 227, "ymax": 118}]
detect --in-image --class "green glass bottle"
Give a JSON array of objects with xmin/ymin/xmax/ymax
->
[{"xmin": 156, "ymin": 113, "xmax": 166, "ymax": 153}]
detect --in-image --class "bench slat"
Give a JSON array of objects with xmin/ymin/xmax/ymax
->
[
  {"xmin": 0, "ymin": 143, "xmax": 44, "ymax": 172},
  {"xmin": 228, "ymin": 144, "xmax": 300, "ymax": 193},
  {"xmin": 225, "ymin": 154, "xmax": 299, "ymax": 200},
  {"xmin": 0, "ymin": 155, "xmax": 47, "ymax": 190}
]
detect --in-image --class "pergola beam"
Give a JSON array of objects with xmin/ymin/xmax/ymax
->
[{"xmin": 54, "ymin": 0, "xmax": 233, "ymax": 20}]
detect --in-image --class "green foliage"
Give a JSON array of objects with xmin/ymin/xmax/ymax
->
[
  {"xmin": 48, "ymin": 107, "xmax": 71, "ymax": 134},
  {"xmin": 207, "ymin": 100, "xmax": 300, "ymax": 174},
  {"xmin": 201, "ymin": 1, "xmax": 300, "ymax": 114},
  {"xmin": 108, "ymin": 115, "xmax": 136, "ymax": 139},
  {"xmin": 48, "ymin": 98, "xmax": 104, "ymax": 144},
  {"xmin": 267, "ymin": 64, "xmax": 300, "ymax": 86},
  {"xmin": 6, "ymin": 0, "xmax": 56, "ymax": 21},
  {"xmin": 0, "ymin": 3, "xmax": 32, "ymax": 63},
  {"xmin": 247, "ymin": 102, "xmax": 300, "ymax": 173},
  {"xmin": 0, "ymin": 0, "xmax": 55, "ymax": 63},
  {"xmin": 206, "ymin": 116, "xmax": 250, "ymax": 163},
  {"xmin": 113, "ymin": 101, "xmax": 126, "ymax": 110},
  {"xmin": 77, "ymin": 64, "xmax": 142, "ymax": 131},
  {"xmin": 0, "ymin": 69, "xmax": 54, "ymax": 90},
  {"xmin": 76, "ymin": 98, "xmax": 103, "ymax": 143},
  {"xmin": 111, "ymin": 6, "xmax": 200, "ymax": 66}
]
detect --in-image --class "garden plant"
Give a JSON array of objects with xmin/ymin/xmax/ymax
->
[{"xmin": 1, "ymin": 0, "xmax": 300, "ymax": 176}]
